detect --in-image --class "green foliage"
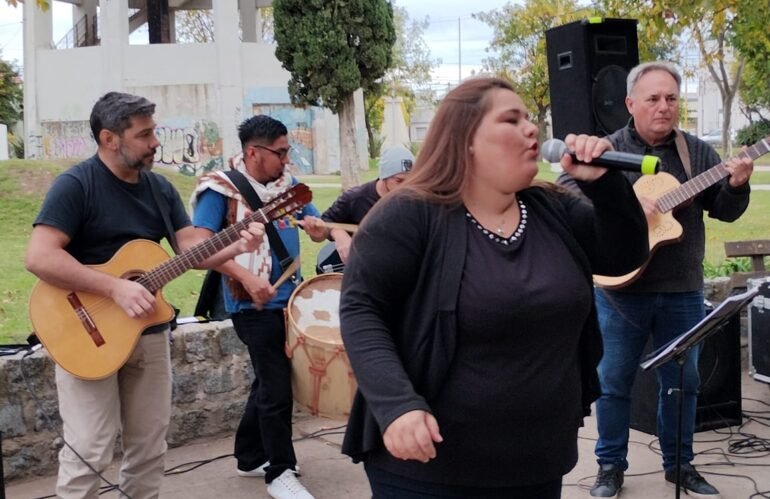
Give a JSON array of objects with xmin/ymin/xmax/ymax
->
[
  {"xmin": 7, "ymin": 130, "xmax": 23, "ymax": 158},
  {"xmin": 273, "ymin": 0, "xmax": 396, "ymax": 115},
  {"xmin": 736, "ymin": 120, "xmax": 770, "ymax": 147},
  {"xmin": 703, "ymin": 257, "xmax": 752, "ymax": 278},
  {"xmin": 0, "ymin": 51, "xmax": 23, "ymax": 127}
]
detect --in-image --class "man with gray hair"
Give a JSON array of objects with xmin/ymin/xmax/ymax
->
[
  {"xmin": 25, "ymin": 91, "xmax": 264, "ymax": 498},
  {"xmin": 558, "ymin": 61, "xmax": 754, "ymax": 498}
]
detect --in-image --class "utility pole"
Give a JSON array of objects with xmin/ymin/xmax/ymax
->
[{"xmin": 458, "ymin": 17, "xmax": 462, "ymax": 83}]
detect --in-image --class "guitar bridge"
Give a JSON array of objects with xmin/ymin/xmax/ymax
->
[{"xmin": 67, "ymin": 293, "xmax": 105, "ymax": 347}]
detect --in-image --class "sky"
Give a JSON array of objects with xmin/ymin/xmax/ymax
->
[{"xmin": 0, "ymin": 0, "xmax": 502, "ymax": 84}]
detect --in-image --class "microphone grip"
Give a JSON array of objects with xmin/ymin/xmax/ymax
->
[{"xmin": 570, "ymin": 151, "xmax": 660, "ymax": 175}]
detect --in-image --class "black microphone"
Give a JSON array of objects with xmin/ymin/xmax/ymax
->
[{"xmin": 541, "ymin": 138, "xmax": 660, "ymax": 175}]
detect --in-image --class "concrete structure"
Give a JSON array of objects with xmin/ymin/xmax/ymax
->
[
  {"xmin": 0, "ymin": 124, "xmax": 8, "ymax": 160},
  {"xmin": 380, "ymin": 96, "xmax": 410, "ymax": 150},
  {"xmin": 21, "ymin": 0, "xmax": 368, "ymax": 175}
]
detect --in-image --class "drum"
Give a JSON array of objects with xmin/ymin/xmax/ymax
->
[{"xmin": 285, "ymin": 273, "xmax": 356, "ymax": 419}]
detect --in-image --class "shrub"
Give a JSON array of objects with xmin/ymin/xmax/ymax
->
[
  {"xmin": 703, "ymin": 257, "xmax": 752, "ymax": 278},
  {"xmin": 736, "ymin": 120, "xmax": 770, "ymax": 147}
]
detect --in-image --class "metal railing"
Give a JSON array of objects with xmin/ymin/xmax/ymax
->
[{"xmin": 55, "ymin": 14, "xmax": 99, "ymax": 49}]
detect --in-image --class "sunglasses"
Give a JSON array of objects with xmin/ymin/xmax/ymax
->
[{"xmin": 401, "ymin": 159, "xmax": 413, "ymax": 172}]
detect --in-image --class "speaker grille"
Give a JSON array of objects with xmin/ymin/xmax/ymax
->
[{"xmin": 592, "ymin": 65, "xmax": 631, "ymax": 135}]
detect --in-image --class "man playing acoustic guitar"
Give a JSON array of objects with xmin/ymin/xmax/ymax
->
[
  {"xmin": 559, "ymin": 61, "xmax": 754, "ymax": 499},
  {"xmin": 25, "ymin": 92, "xmax": 266, "ymax": 498}
]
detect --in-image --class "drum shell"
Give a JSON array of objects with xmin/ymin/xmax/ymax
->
[{"xmin": 285, "ymin": 273, "xmax": 356, "ymax": 419}]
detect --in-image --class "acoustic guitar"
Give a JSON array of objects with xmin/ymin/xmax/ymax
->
[
  {"xmin": 28, "ymin": 183, "xmax": 312, "ymax": 380},
  {"xmin": 594, "ymin": 136, "xmax": 770, "ymax": 289}
]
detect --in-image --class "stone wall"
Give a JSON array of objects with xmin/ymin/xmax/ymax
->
[
  {"xmin": 1, "ymin": 320, "xmax": 252, "ymax": 482},
  {"xmin": 0, "ymin": 277, "xmax": 741, "ymax": 483}
]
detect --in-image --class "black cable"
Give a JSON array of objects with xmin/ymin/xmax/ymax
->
[{"xmin": 18, "ymin": 347, "xmax": 134, "ymax": 499}]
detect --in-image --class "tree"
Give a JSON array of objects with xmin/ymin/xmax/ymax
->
[
  {"xmin": 4, "ymin": 0, "xmax": 48, "ymax": 9},
  {"xmin": 0, "ymin": 52, "xmax": 23, "ymax": 128},
  {"xmin": 174, "ymin": 7, "xmax": 275, "ymax": 44},
  {"xmin": 363, "ymin": 4, "xmax": 438, "ymax": 158},
  {"xmin": 476, "ymin": 0, "xmax": 678, "ymax": 142},
  {"xmin": 273, "ymin": 0, "xmax": 396, "ymax": 189},
  {"xmin": 732, "ymin": 0, "xmax": 770, "ymax": 123},
  {"xmin": 598, "ymin": 0, "xmax": 752, "ymax": 153},
  {"xmin": 175, "ymin": 10, "xmax": 215, "ymax": 43}
]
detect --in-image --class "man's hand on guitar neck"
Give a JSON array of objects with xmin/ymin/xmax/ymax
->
[{"xmin": 725, "ymin": 152, "xmax": 754, "ymax": 188}]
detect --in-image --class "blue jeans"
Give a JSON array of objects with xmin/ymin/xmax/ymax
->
[{"xmin": 594, "ymin": 289, "xmax": 704, "ymax": 471}]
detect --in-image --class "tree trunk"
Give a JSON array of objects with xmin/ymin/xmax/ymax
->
[
  {"xmin": 339, "ymin": 93, "xmax": 361, "ymax": 190},
  {"xmin": 364, "ymin": 108, "xmax": 377, "ymax": 159}
]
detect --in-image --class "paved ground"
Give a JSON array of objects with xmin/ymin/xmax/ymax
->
[{"xmin": 6, "ymin": 370, "xmax": 770, "ymax": 499}]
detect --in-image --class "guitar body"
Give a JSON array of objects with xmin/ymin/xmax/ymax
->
[
  {"xmin": 594, "ymin": 172, "xmax": 684, "ymax": 289},
  {"xmin": 29, "ymin": 240, "xmax": 175, "ymax": 380}
]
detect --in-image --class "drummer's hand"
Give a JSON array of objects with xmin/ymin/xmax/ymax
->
[
  {"xmin": 333, "ymin": 233, "xmax": 352, "ymax": 263},
  {"xmin": 297, "ymin": 216, "xmax": 329, "ymax": 243},
  {"xmin": 383, "ymin": 410, "xmax": 443, "ymax": 463},
  {"xmin": 242, "ymin": 274, "xmax": 276, "ymax": 309}
]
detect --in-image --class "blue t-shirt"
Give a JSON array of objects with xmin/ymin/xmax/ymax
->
[{"xmin": 192, "ymin": 177, "xmax": 320, "ymax": 313}]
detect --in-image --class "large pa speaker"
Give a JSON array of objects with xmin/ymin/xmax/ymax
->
[
  {"xmin": 545, "ymin": 18, "xmax": 639, "ymax": 139},
  {"xmin": 629, "ymin": 309, "xmax": 743, "ymax": 435}
]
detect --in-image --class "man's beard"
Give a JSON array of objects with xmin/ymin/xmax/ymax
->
[{"xmin": 119, "ymin": 146, "xmax": 155, "ymax": 170}]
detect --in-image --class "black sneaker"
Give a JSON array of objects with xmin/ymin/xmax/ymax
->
[
  {"xmin": 590, "ymin": 464, "xmax": 624, "ymax": 498},
  {"xmin": 664, "ymin": 464, "xmax": 720, "ymax": 498}
]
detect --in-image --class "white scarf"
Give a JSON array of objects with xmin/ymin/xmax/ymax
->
[{"xmin": 190, "ymin": 152, "xmax": 293, "ymax": 282}]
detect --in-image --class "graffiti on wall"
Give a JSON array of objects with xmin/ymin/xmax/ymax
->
[
  {"xmin": 41, "ymin": 121, "xmax": 95, "ymax": 160},
  {"xmin": 154, "ymin": 119, "xmax": 224, "ymax": 176},
  {"xmin": 38, "ymin": 119, "xmax": 223, "ymax": 176},
  {"xmin": 252, "ymin": 104, "xmax": 314, "ymax": 174}
]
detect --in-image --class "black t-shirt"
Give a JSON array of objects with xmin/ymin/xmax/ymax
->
[
  {"xmin": 321, "ymin": 179, "xmax": 380, "ymax": 225},
  {"xmin": 34, "ymin": 155, "xmax": 191, "ymax": 264}
]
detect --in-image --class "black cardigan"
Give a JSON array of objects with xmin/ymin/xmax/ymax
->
[{"xmin": 339, "ymin": 171, "xmax": 649, "ymax": 462}]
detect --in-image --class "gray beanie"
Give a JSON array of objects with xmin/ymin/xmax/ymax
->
[{"xmin": 378, "ymin": 145, "xmax": 415, "ymax": 180}]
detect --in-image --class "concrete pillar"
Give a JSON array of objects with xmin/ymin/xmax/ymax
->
[
  {"xmin": 240, "ymin": 0, "xmax": 258, "ymax": 43},
  {"xmin": 22, "ymin": 0, "xmax": 52, "ymax": 159},
  {"xmin": 214, "ymin": 1, "xmax": 244, "ymax": 160},
  {"xmin": 0, "ymin": 124, "xmax": 8, "ymax": 160},
  {"xmin": 100, "ymin": 0, "xmax": 129, "ymax": 91}
]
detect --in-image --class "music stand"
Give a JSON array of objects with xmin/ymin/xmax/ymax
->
[{"xmin": 640, "ymin": 286, "xmax": 760, "ymax": 499}]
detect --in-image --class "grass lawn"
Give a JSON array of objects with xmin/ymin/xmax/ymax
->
[{"xmin": 1, "ymin": 158, "xmax": 767, "ymax": 344}]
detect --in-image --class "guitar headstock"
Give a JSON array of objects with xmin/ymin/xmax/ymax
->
[{"xmin": 260, "ymin": 183, "xmax": 313, "ymax": 223}]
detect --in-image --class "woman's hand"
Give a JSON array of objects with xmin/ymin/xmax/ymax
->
[
  {"xmin": 560, "ymin": 133, "xmax": 611, "ymax": 182},
  {"xmin": 383, "ymin": 410, "xmax": 443, "ymax": 463}
]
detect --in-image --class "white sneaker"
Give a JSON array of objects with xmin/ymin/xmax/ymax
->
[
  {"xmin": 267, "ymin": 469, "xmax": 315, "ymax": 499},
  {"xmin": 237, "ymin": 460, "xmax": 269, "ymax": 477}
]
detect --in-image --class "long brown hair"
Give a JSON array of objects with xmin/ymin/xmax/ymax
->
[{"xmin": 401, "ymin": 77, "xmax": 516, "ymax": 204}]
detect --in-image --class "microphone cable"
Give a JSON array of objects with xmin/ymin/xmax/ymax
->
[{"xmin": 16, "ymin": 345, "xmax": 134, "ymax": 499}]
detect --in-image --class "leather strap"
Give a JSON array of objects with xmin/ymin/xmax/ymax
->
[{"xmin": 674, "ymin": 129, "xmax": 692, "ymax": 179}]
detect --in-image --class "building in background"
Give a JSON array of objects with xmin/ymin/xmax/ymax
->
[{"xmin": 21, "ymin": 0, "xmax": 368, "ymax": 175}]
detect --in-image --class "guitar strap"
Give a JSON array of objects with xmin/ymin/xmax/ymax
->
[
  {"xmin": 223, "ymin": 169, "xmax": 294, "ymax": 273},
  {"xmin": 674, "ymin": 129, "xmax": 693, "ymax": 179},
  {"xmin": 147, "ymin": 172, "xmax": 181, "ymax": 255}
]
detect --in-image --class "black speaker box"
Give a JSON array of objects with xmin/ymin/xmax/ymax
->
[
  {"xmin": 629, "ymin": 311, "xmax": 743, "ymax": 435},
  {"xmin": 545, "ymin": 18, "xmax": 639, "ymax": 139}
]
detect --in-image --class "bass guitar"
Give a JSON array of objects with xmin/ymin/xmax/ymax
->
[
  {"xmin": 594, "ymin": 136, "xmax": 770, "ymax": 289},
  {"xmin": 28, "ymin": 183, "xmax": 312, "ymax": 380}
]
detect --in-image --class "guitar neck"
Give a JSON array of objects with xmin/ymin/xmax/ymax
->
[
  {"xmin": 136, "ymin": 208, "xmax": 271, "ymax": 293},
  {"xmin": 656, "ymin": 136, "xmax": 770, "ymax": 213}
]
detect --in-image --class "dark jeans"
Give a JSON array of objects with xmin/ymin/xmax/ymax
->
[
  {"xmin": 231, "ymin": 308, "xmax": 296, "ymax": 483},
  {"xmin": 365, "ymin": 465, "xmax": 562, "ymax": 499},
  {"xmin": 594, "ymin": 289, "xmax": 704, "ymax": 471}
]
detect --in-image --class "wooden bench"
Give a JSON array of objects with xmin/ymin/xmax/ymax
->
[{"xmin": 724, "ymin": 239, "xmax": 770, "ymax": 288}]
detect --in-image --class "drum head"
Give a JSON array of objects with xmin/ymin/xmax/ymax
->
[{"xmin": 288, "ymin": 273, "xmax": 343, "ymax": 345}]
